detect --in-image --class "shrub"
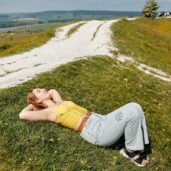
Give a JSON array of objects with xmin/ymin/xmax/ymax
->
[
  {"xmin": 0, "ymin": 44, "xmax": 10, "ymax": 50},
  {"xmin": 142, "ymin": 0, "xmax": 159, "ymax": 19}
]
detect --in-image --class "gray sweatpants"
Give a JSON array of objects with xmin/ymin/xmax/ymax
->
[{"xmin": 80, "ymin": 102, "xmax": 149, "ymax": 150}]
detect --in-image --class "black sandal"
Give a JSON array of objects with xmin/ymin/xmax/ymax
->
[
  {"xmin": 120, "ymin": 148, "xmax": 148, "ymax": 167},
  {"xmin": 140, "ymin": 151, "xmax": 149, "ymax": 163}
]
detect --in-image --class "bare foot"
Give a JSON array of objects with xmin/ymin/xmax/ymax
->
[
  {"xmin": 127, "ymin": 148, "xmax": 149, "ymax": 163},
  {"xmin": 120, "ymin": 148, "xmax": 148, "ymax": 167}
]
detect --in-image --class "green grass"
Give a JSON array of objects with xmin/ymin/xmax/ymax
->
[
  {"xmin": 91, "ymin": 23, "xmax": 103, "ymax": 41},
  {"xmin": 67, "ymin": 23, "xmax": 85, "ymax": 37},
  {"xmin": 0, "ymin": 56, "xmax": 171, "ymax": 170},
  {"xmin": 111, "ymin": 17, "xmax": 171, "ymax": 75},
  {"xmin": 0, "ymin": 18, "xmax": 171, "ymax": 170},
  {"xmin": 0, "ymin": 21, "xmax": 76, "ymax": 58}
]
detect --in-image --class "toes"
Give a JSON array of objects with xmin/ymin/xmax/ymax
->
[
  {"xmin": 143, "ymin": 159, "xmax": 147, "ymax": 165},
  {"xmin": 145, "ymin": 156, "xmax": 150, "ymax": 163}
]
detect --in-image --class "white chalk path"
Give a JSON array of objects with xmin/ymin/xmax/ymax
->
[
  {"xmin": 0, "ymin": 19, "xmax": 171, "ymax": 89},
  {"xmin": 0, "ymin": 20, "xmax": 118, "ymax": 89},
  {"xmin": 117, "ymin": 54, "xmax": 171, "ymax": 82}
]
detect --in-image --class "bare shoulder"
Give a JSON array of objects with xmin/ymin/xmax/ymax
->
[
  {"xmin": 46, "ymin": 106, "xmax": 57, "ymax": 122},
  {"xmin": 46, "ymin": 106, "xmax": 54, "ymax": 113}
]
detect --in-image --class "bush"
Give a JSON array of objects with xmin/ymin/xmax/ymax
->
[
  {"xmin": 142, "ymin": 0, "xmax": 159, "ymax": 19},
  {"xmin": 0, "ymin": 44, "xmax": 10, "ymax": 50}
]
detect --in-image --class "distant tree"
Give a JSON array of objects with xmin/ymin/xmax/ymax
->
[{"xmin": 142, "ymin": 0, "xmax": 159, "ymax": 19}]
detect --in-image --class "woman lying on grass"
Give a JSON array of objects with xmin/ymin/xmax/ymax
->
[{"xmin": 19, "ymin": 88, "xmax": 150, "ymax": 167}]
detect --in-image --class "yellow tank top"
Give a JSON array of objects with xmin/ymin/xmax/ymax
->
[{"xmin": 52, "ymin": 101, "xmax": 88, "ymax": 129}]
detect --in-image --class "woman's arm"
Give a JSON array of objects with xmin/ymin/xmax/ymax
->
[
  {"xmin": 19, "ymin": 104, "xmax": 51, "ymax": 121},
  {"xmin": 48, "ymin": 89, "xmax": 63, "ymax": 104}
]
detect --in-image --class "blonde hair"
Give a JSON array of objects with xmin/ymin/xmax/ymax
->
[{"xmin": 27, "ymin": 88, "xmax": 46, "ymax": 110}]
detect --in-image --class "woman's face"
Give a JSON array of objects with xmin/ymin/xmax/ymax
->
[{"xmin": 32, "ymin": 88, "xmax": 50, "ymax": 102}]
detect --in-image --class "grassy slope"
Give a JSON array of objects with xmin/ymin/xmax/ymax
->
[
  {"xmin": 0, "ymin": 56, "xmax": 171, "ymax": 170},
  {"xmin": 0, "ymin": 22, "xmax": 76, "ymax": 58},
  {"xmin": 0, "ymin": 18, "xmax": 171, "ymax": 170},
  {"xmin": 111, "ymin": 17, "xmax": 171, "ymax": 75}
]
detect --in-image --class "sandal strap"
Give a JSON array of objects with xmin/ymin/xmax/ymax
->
[
  {"xmin": 134, "ymin": 154, "xmax": 147, "ymax": 165},
  {"xmin": 124, "ymin": 148, "xmax": 140, "ymax": 158},
  {"xmin": 140, "ymin": 151, "xmax": 148, "ymax": 161}
]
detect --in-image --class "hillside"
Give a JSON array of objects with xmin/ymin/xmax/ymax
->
[
  {"xmin": 0, "ymin": 18, "xmax": 171, "ymax": 170},
  {"xmin": 0, "ymin": 10, "xmax": 140, "ymax": 28}
]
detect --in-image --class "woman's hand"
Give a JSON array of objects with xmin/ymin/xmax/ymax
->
[
  {"xmin": 23, "ymin": 104, "xmax": 34, "ymax": 111},
  {"xmin": 48, "ymin": 89, "xmax": 63, "ymax": 104}
]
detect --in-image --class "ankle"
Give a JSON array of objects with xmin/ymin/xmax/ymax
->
[
  {"xmin": 126, "ymin": 148, "xmax": 135, "ymax": 152},
  {"xmin": 126, "ymin": 147, "xmax": 144, "ymax": 153}
]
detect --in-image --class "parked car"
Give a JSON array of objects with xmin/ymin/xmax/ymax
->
[{"xmin": 157, "ymin": 11, "xmax": 171, "ymax": 17}]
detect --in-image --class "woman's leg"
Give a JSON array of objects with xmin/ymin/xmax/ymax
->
[
  {"xmin": 104, "ymin": 102, "xmax": 149, "ymax": 166},
  {"xmin": 124, "ymin": 102, "xmax": 149, "ymax": 151},
  {"xmin": 95, "ymin": 102, "xmax": 149, "ymax": 150},
  {"xmin": 80, "ymin": 102, "xmax": 149, "ymax": 166}
]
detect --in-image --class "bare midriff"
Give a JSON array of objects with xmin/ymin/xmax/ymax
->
[{"xmin": 74, "ymin": 112, "xmax": 88, "ymax": 131}]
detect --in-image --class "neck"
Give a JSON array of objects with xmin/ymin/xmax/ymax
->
[{"xmin": 42, "ymin": 99, "xmax": 56, "ymax": 108}]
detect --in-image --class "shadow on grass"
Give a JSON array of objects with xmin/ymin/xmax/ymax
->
[{"xmin": 105, "ymin": 134, "xmax": 152, "ymax": 155}]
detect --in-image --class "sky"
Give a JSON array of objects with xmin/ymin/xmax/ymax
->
[{"xmin": 0, "ymin": 0, "xmax": 170, "ymax": 13}]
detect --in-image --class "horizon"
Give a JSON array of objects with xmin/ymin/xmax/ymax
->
[{"xmin": 0, "ymin": 10, "xmax": 143, "ymax": 15}]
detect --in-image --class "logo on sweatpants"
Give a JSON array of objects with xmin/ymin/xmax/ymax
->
[{"xmin": 115, "ymin": 112, "xmax": 123, "ymax": 121}]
